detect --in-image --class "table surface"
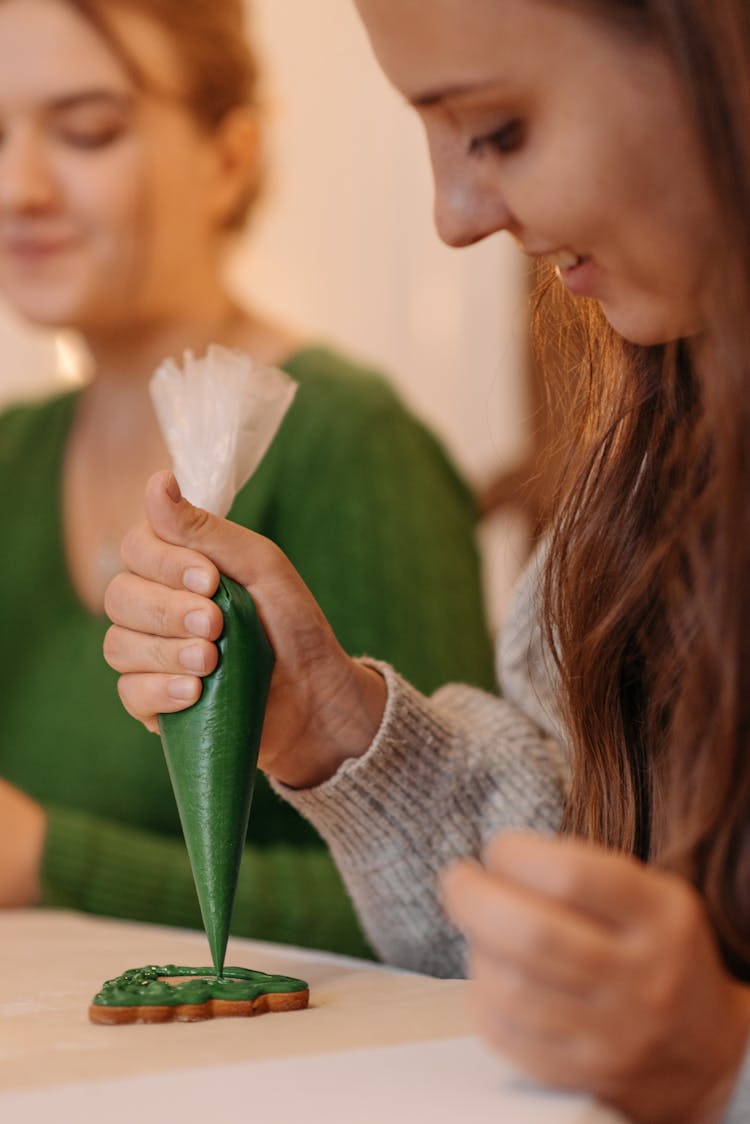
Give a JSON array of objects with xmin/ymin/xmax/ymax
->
[{"xmin": 0, "ymin": 910, "xmax": 626, "ymax": 1124}]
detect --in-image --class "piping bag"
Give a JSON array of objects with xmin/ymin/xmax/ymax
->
[{"xmin": 150, "ymin": 345, "xmax": 297, "ymax": 976}]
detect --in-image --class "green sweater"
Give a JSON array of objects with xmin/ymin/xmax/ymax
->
[{"xmin": 0, "ymin": 346, "xmax": 495, "ymax": 957}]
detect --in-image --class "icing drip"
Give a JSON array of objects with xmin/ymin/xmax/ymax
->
[{"xmin": 91, "ymin": 964, "xmax": 309, "ymax": 1008}]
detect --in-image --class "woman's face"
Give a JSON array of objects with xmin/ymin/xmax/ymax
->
[
  {"xmin": 0, "ymin": 0, "xmax": 239, "ymax": 331},
  {"xmin": 355, "ymin": 0, "xmax": 715, "ymax": 346}
]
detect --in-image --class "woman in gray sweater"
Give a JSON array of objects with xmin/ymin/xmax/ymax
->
[{"xmin": 103, "ymin": 0, "xmax": 750, "ymax": 1121}]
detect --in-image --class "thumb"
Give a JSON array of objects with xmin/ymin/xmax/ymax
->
[
  {"xmin": 144, "ymin": 471, "xmax": 340, "ymax": 685},
  {"xmin": 145, "ymin": 470, "xmax": 274, "ymax": 590}
]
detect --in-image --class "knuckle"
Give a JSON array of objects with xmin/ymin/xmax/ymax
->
[
  {"xmin": 651, "ymin": 877, "xmax": 704, "ymax": 962},
  {"xmin": 523, "ymin": 921, "xmax": 556, "ymax": 961},
  {"xmin": 116, "ymin": 674, "xmax": 138, "ymax": 717},
  {"xmin": 649, "ymin": 972, "xmax": 682, "ymax": 1021},
  {"xmin": 153, "ymin": 636, "xmax": 177, "ymax": 674},
  {"xmin": 117, "ymin": 673, "xmax": 161, "ymax": 729},
  {"xmin": 103, "ymin": 574, "xmax": 126, "ymax": 621},
  {"xmin": 492, "ymin": 966, "xmax": 527, "ymax": 1007},
  {"xmin": 554, "ymin": 860, "xmax": 588, "ymax": 903},
  {"xmin": 151, "ymin": 599, "xmax": 171, "ymax": 638},
  {"xmin": 674, "ymin": 881, "xmax": 703, "ymax": 931},
  {"xmin": 568, "ymin": 1034, "xmax": 614, "ymax": 1093},
  {"xmin": 186, "ymin": 504, "xmax": 213, "ymax": 540},
  {"xmin": 475, "ymin": 1003, "xmax": 512, "ymax": 1058},
  {"xmin": 483, "ymin": 833, "xmax": 513, "ymax": 871},
  {"xmin": 120, "ymin": 522, "xmax": 145, "ymax": 566},
  {"xmin": 155, "ymin": 543, "xmax": 182, "ymax": 589},
  {"xmin": 253, "ymin": 533, "xmax": 292, "ymax": 584},
  {"xmin": 615, "ymin": 1026, "xmax": 654, "ymax": 1076},
  {"xmin": 102, "ymin": 626, "xmax": 121, "ymax": 668},
  {"xmin": 259, "ymin": 533, "xmax": 285, "ymax": 566}
]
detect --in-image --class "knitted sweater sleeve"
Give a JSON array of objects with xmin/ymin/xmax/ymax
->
[
  {"xmin": 723, "ymin": 1045, "xmax": 750, "ymax": 1122},
  {"xmin": 273, "ymin": 661, "xmax": 568, "ymax": 977},
  {"xmin": 40, "ymin": 806, "xmax": 372, "ymax": 958}
]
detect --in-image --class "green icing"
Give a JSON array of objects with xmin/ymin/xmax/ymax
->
[
  {"xmin": 159, "ymin": 577, "xmax": 274, "ymax": 975},
  {"xmin": 91, "ymin": 964, "xmax": 308, "ymax": 1008}
]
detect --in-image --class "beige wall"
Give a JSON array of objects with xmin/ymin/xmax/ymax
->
[{"xmin": 0, "ymin": 0, "xmax": 532, "ymax": 623}]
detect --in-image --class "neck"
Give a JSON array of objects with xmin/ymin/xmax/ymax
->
[{"xmin": 82, "ymin": 290, "xmax": 245, "ymax": 387}]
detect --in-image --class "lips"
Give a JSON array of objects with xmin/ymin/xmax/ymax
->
[
  {"xmin": 5, "ymin": 240, "xmax": 74, "ymax": 257},
  {"xmin": 1, "ymin": 230, "xmax": 79, "ymax": 259}
]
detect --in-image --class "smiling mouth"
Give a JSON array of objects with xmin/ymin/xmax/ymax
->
[{"xmin": 5, "ymin": 240, "xmax": 74, "ymax": 257}]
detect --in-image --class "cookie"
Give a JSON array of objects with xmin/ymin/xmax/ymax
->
[{"xmin": 89, "ymin": 964, "xmax": 309, "ymax": 1025}]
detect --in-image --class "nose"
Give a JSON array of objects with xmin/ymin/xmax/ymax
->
[
  {"xmin": 433, "ymin": 177, "xmax": 514, "ymax": 248},
  {"xmin": 0, "ymin": 124, "xmax": 58, "ymax": 213},
  {"xmin": 427, "ymin": 130, "xmax": 514, "ymax": 249}
]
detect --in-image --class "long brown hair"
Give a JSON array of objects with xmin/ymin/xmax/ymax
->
[
  {"xmin": 539, "ymin": 0, "xmax": 750, "ymax": 977},
  {"xmin": 65, "ymin": 0, "xmax": 262, "ymax": 227}
]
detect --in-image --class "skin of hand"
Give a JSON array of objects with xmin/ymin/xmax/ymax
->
[
  {"xmin": 104, "ymin": 471, "xmax": 388, "ymax": 789},
  {"xmin": 441, "ymin": 832, "xmax": 750, "ymax": 1124},
  {"xmin": 0, "ymin": 778, "xmax": 46, "ymax": 907}
]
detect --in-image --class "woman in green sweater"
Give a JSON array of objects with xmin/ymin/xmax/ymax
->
[{"xmin": 0, "ymin": 0, "xmax": 495, "ymax": 955}]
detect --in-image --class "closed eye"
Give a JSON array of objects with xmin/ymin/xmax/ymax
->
[
  {"xmin": 55, "ymin": 122, "xmax": 128, "ymax": 150},
  {"xmin": 468, "ymin": 118, "xmax": 525, "ymax": 158},
  {"xmin": 49, "ymin": 91, "xmax": 134, "ymax": 152}
]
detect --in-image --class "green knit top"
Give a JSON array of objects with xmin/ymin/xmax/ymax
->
[{"xmin": 0, "ymin": 346, "xmax": 495, "ymax": 958}]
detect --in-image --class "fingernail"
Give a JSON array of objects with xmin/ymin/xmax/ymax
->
[
  {"xmin": 167, "ymin": 676, "xmax": 199, "ymax": 701},
  {"xmin": 179, "ymin": 645, "xmax": 206, "ymax": 673},
  {"xmin": 185, "ymin": 610, "xmax": 212, "ymax": 638},
  {"xmin": 183, "ymin": 567, "xmax": 212, "ymax": 595},
  {"xmin": 165, "ymin": 473, "xmax": 182, "ymax": 503}
]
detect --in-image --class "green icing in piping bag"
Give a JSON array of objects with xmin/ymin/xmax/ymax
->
[{"xmin": 159, "ymin": 574, "xmax": 274, "ymax": 976}]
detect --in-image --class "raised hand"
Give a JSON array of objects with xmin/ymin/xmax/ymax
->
[
  {"xmin": 104, "ymin": 471, "xmax": 386, "ymax": 789},
  {"xmin": 442, "ymin": 832, "xmax": 750, "ymax": 1124}
]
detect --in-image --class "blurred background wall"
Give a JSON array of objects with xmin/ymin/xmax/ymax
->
[{"xmin": 0, "ymin": 0, "xmax": 532, "ymax": 628}]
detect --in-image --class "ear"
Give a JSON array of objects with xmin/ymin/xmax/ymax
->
[{"xmin": 207, "ymin": 105, "xmax": 262, "ymax": 230}]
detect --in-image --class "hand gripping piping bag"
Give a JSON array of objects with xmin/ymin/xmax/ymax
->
[{"xmin": 150, "ymin": 344, "xmax": 297, "ymax": 975}]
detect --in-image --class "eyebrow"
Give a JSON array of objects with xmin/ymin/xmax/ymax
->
[{"xmin": 408, "ymin": 80, "xmax": 503, "ymax": 109}]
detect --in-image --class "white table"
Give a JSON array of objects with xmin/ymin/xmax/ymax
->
[{"xmin": 0, "ymin": 910, "xmax": 625, "ymax": 1123}]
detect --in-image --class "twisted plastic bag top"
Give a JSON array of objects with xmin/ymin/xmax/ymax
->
[{"xmin": 150, "ymin": 344, "xmax": 298, "ymax": 517}]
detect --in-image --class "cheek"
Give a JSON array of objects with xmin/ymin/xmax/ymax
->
[
  {"xmin": 586, "ymin": 117, "xmax": 711, "ymax": 290},
  {"xmin": 67, "ymin": 154, "xmax": 145, "ymax": 260}
]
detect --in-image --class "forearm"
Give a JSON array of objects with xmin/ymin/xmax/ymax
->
[
  {"xmin": 273, "ymin": 660, "xmax": 568, "ymax": 977},
  {"xmin": 41, "ymin": 805, "xmax": 372, "ymax": 957}
]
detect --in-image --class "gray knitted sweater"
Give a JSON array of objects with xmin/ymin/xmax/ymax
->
[{"xmin": 275, "ymin": 562, "xmax": 750, "ymax": 1122}]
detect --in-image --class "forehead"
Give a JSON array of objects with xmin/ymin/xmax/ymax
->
[
  {"xmin": 0, "ymin": 0, "xmax": 181, "ymax": 104},
  {"xmin": 353, "ymin": 0, "xmax": 614, "ymax": 102}
]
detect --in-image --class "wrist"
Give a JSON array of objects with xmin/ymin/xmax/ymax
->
[{"xmin": 285, "ymin": 661, "xmax": 387, "ymax": 790}]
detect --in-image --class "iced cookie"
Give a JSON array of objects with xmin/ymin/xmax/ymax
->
[{"xmin": 89, "ymin": 964, "xmax": 309, "ymax": 1025}]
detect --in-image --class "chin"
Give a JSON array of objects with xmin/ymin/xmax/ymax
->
[
  {"xmin": 600, "ymin": 297, "xmax": 703, "ymax": 349},
  {"xmin": 0, "ymin": 286, "xmax": 87, "ymax": 332}
]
